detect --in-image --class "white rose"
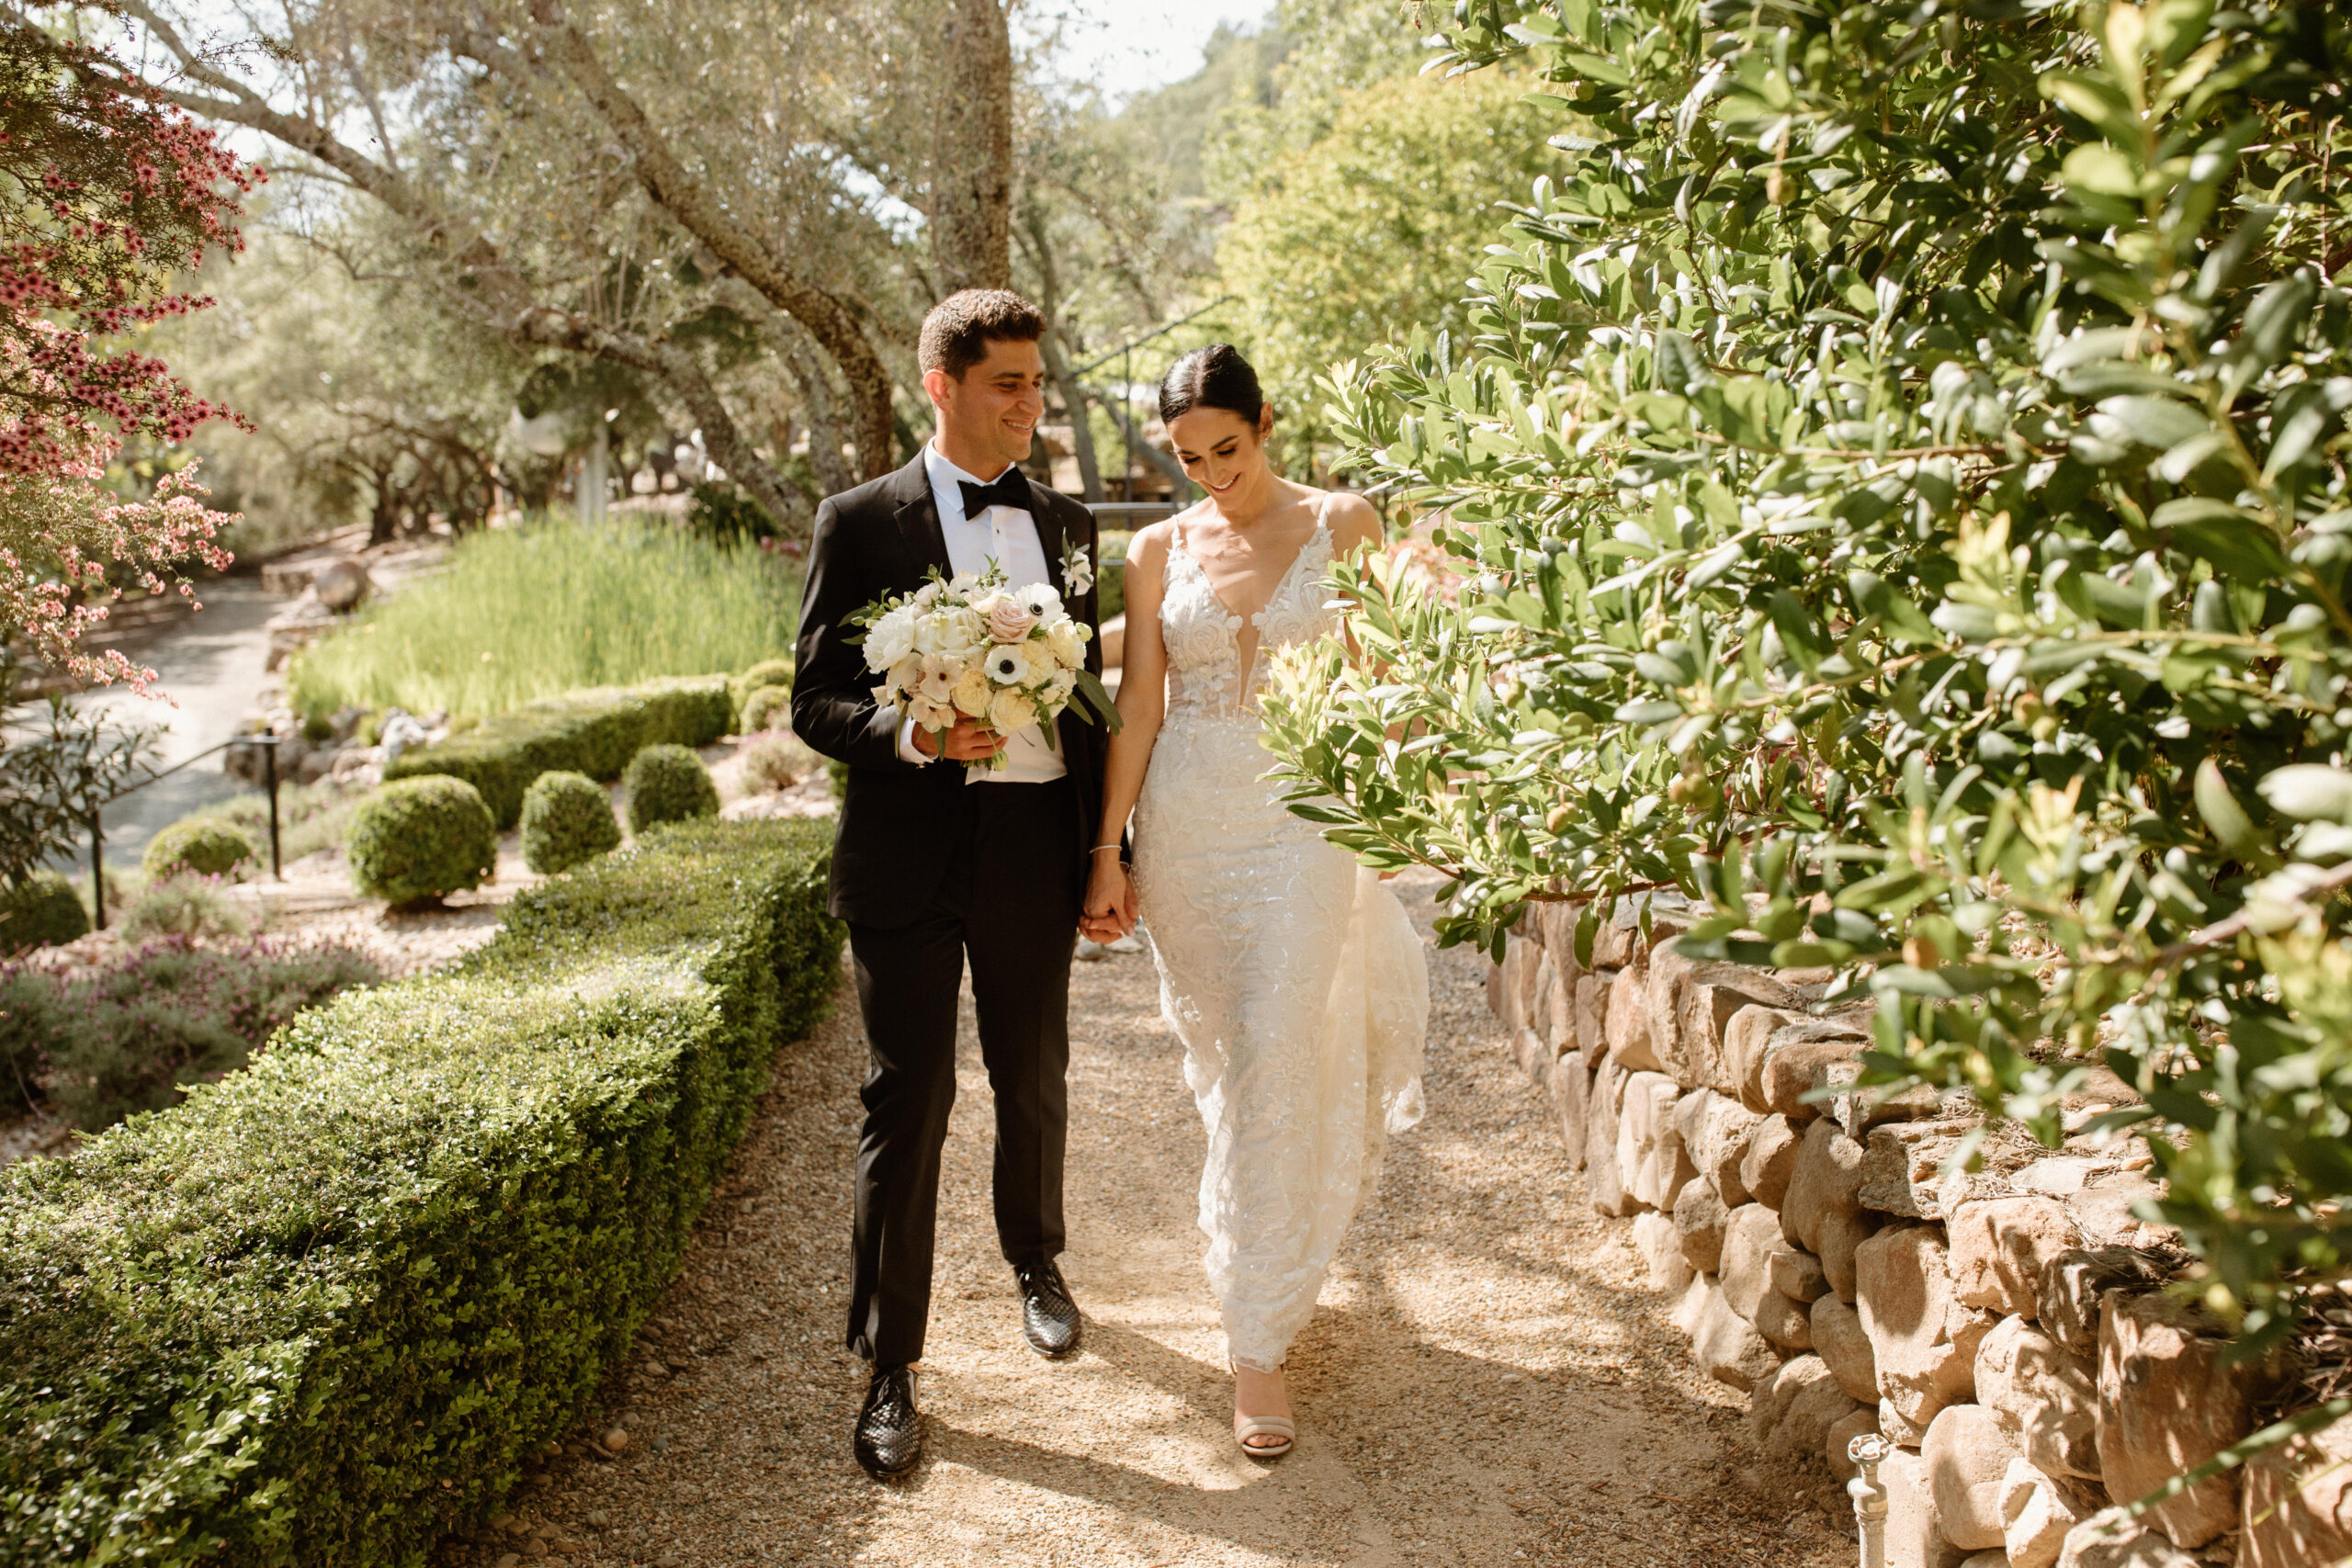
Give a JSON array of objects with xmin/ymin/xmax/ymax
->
[
  {"xmin": 1041, "ymin": 669, "xmax": 1076, "ymax": 707},
  {"xmin": 1020, "ymin": 639, "xmax": 1057, "ymax": 685},
  {"xmin": 982, "ymin": 644, "xmax": 1027, "ymax": 686},
  {"xmin": 913, "ymin": 581, "xmax": 944, "ymax": 608},
  {"xmin": 911, "ymin": 613, "xmax": 944, "ymax": 655},
  {"xmin": 988, "ymin": 687, "xmax": 1034, "ymax": 735},
  {"xmin": 865, "ymin": 604, "xmax": 917, "ymax": 671},
  {"xmin": 1045, "ymin": 619, "xmax": 1083, "ymax": 666}
]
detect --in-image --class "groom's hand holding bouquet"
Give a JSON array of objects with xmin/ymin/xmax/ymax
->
[{"xmin": 852, "ymin": 556, "xmax": 1120, "ymax": 770}]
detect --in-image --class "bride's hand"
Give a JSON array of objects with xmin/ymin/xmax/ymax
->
[{"xmin": 1081, "ymin": 855, "xmax": 1134, "ymax": 941}]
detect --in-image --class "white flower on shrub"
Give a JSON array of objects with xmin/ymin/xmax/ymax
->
[{"xmin": 983, "ymin": 645, "xmax": 1027, "ymax": 685}]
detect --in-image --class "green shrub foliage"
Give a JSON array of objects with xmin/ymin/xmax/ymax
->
[
  {"xmin": 520, "ymin": 770, "xmax": 622, "ymax": 875},
  {"xmin": 0, "ymin": 872, "xmax": 85, "ymax": 953},
  {"xmin": 141, "ymin": 818, "xmax": 258, "ymax": 882},
  {"xmin": 739, "ymin": 684, "xmax": 791, "ymax": 734},
  {"xmin": 729, "ymin": 657, "xmax": 794, "ymax": 716},
  {"xmin": 1261, "ymin": 2, "xmax": 2352, "ymax": 1353},
  {"xmin": 347, "ymin": 776, "xmax": 498, "ymax": 906},
  {"xmin": 118, "ymin": 874, "xmax": 255, "ymax": 943},
  {"xmin": 624, "ymin": 744, "xmax": 718, "ymax": 835},
  {"xmin": 0, "ymin": 819, "xmax": 842, "ymax": 1563},
  {"xmin": 386, "ymin": 675, "xmax": 731, "ymax": 828}
]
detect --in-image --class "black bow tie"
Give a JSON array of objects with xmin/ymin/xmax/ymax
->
[{"xmin": 956, "ymin": 469, "xmax": 1031, "ymax": 521}]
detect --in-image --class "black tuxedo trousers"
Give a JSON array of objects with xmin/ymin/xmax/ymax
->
[{"xmin": 844, "ymin": 774, "xmax": 1080, "ymax": 1367}]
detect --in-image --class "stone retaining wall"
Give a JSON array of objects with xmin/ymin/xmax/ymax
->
[{"xmin": 1487, "ymin": 897, "xmax": 2349, "ymax": 1568}]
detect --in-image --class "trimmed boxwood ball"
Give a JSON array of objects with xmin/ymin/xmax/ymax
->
[
  {"xmin": 141, "ymin": 818, "xmax": 257, "ymax": 882},
  {"xmin": 625, "ymin": 744, "xmax": 719, "ymax": 834},
  {"xmin": 740, "ymin": 684, "xmax": 791, "ymax": 733},
  {"xmin": 348, "ymin": 775, "xmax": 498, "ymax": 906},
  {"xmin": 729, "ymin": 657, "xmax": 794, "ymax": 727},
  {"xmin": 521, "ymin": 769, "xmax": 621, "ymax": 875},
  {"xmin": 0, "ymin": 869, "xmax": 88, "ymax": 952}
]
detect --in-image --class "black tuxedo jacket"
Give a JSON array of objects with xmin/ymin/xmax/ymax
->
[{"xmin": 790, "ymin": 453, "xmax": 1110, "ymax": 928}]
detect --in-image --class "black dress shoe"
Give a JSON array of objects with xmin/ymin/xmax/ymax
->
[
  {"xmin": 1013, "ymin": 1259, "xmax": 1081, "ymax": 1358},
  {"xmin": 853, "ymin": 1363, "xmax": 922, "ymax": 1478}
]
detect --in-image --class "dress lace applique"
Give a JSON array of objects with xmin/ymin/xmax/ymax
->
[{"xmin": 1133, "ymin": 497, "xmax": 1430, "ymax": 1373}]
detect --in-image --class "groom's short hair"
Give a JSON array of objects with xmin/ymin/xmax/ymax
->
[{"xmin": 920, "ymin": 289, "xmax": 1045, "ymax": 381}]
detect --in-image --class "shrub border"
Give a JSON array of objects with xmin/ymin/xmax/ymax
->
[
  {"xmin": 0, "ymin": 818, "xmax": 842, "ymax": 1565},
  {"xmin": 385, "ymin": 676, "xmax": 732, "ymax": 829}
]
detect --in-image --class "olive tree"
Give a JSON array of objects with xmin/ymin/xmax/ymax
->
[{"xmin": 1262, "ymin": 0, "xmax": 2352, "ymax": 1378}]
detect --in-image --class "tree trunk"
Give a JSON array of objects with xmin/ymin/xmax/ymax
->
[
  {"xmin": 1040, "ymin": 333, "xmax": 1102, "ymax": 502},
  {"xmin": 931, "ymin": 0, "xmax": 1012, "ymax": 294}
]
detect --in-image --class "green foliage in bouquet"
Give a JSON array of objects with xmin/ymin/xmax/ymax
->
[
  {"xmin": 1260, "ymin": 0, "xmax": 2352, "ymax": 1358},
  {"xmin": 519, "ymin": 770, "xmax": 622, "ymax": 875},
  {"xmin": 141, "ymin": 818, "xmax": 258, "ymax": 883},
  {"xmin": 624, "ymin": 744, "xmax": 719, "ymax": 835},
  {"xmin": 348, "ymin": 775, "xmax": 499, "ymax": 906}
]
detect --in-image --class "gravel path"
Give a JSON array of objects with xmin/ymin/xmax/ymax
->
[{"xmin": 435, "ymin": 869, "xmax": 1854, "ymax": 1568}]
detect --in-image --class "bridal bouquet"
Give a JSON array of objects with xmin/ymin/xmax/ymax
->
[{"xmin": 852, "ymin": 559, "xmax": 1121, "ymax": 769}]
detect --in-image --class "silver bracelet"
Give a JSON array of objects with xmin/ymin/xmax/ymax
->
[{"xmin": 1091, "ymin": 844, "xmax": 1125, "ymax": 854}]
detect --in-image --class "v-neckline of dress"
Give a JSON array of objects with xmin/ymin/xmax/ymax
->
[{"xmin": 1172, "ymin": 510, "xmax": 1331, "ymax": 633}]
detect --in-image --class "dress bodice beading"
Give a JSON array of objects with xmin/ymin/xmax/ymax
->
[{"xmin": 1159, "ymin": 513, "xmax": 1337, "ymax": 720}]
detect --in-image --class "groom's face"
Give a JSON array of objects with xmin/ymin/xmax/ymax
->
[{"xmin": 928, "ymin": 336, "xmax": 1046, "ymax": 476}]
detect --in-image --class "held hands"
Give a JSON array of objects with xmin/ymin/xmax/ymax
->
[
  {"xmin": 1080, "ymin": 852, "xmax": 1136, "ymax": 942},
  {"xmin": 916, "ymin": 716, "xmax": 1006, "ymax": 763}
]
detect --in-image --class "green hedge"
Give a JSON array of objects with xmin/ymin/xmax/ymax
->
[
  {"xmin": 384, "ymin": 675, "xmax": 732, "ymax": 829},
  {"xmin": 0, "ymin": 818, "xmax": 843, "ymax": 1565}
]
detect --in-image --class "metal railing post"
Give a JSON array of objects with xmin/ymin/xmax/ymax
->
[
  {"xmin": 261, "ymin": 737, "xmax": 282, "ymax": 879},
  {"xmin": 87, "ymin": 807, "xmax": 104, "ymax": 931}
]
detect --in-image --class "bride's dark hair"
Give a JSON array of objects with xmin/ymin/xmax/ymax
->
[{"xmin": 1159, "ymin": 344, "xmax": 1266, "ymax": 427}]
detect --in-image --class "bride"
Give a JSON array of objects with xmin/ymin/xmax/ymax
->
[{"xmin": 1081, "ymin": 344, "xmax": 1429, "ymax": 1459}]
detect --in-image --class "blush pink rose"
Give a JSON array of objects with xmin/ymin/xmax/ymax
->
[{"xmin": 987, "ymin": 598, "xmax": 1038, "ymax": 643}]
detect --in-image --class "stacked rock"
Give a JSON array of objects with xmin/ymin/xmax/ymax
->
[{"xmin": 1487, "ymin": 896, "xmax": 2346, "ymax": 1568}]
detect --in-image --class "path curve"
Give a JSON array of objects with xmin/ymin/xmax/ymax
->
[{"xmin": 435, "ymin": 871, "xmax": 1855, "ymax": 1567}]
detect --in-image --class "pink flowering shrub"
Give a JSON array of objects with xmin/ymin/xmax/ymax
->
[{"xmin": 0, "ymin": 25, "xmax": 262, "ymax": 689}]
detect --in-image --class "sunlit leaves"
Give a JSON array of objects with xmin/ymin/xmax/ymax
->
[{"xmin": 1266, "ymin": 0, "xmax": 2352, "ymax": 1348}]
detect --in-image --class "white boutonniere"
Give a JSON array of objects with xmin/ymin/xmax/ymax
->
[{"xmin": 1060, "ymin": 541, "xmax": 1095, "ymax": 597}]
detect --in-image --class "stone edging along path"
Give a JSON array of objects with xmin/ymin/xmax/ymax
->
[{"xmin": 1488, "ymin": 894, "xmax": 2352, "ymax": 1568}]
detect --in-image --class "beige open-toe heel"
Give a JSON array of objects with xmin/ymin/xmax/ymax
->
[{"xmin": 1231, "ymin": 1363, "xmax": 1295, "ymax": 1460}]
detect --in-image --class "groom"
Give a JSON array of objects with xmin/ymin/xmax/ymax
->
[{"xmin": 790, "ymin": 289, "xmax": 1112, "ymax": 1479}]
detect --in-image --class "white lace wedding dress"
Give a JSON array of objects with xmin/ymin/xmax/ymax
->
[{"xmin": 1133, "ymin": 502, "xmax": 1429, "ymax": 1373}]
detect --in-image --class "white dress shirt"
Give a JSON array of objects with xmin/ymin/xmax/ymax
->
[{"xmin": 897, "ymin": 442, "xmax": 1069, "ymax": 784}]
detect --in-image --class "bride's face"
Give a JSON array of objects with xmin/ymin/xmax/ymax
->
[{"xmin": 1169, "ymin": 406, "xmax": 1274, "ymax": 511}]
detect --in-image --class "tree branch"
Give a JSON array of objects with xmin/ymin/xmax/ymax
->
[{"xmin": 516, "ymin": 0, "xmax": 896, "ymax": 479}]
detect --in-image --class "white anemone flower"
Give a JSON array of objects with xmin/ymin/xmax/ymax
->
[{"xmin": 983, "ymin": 645, "xmax": 1027, "ymax": 686}]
